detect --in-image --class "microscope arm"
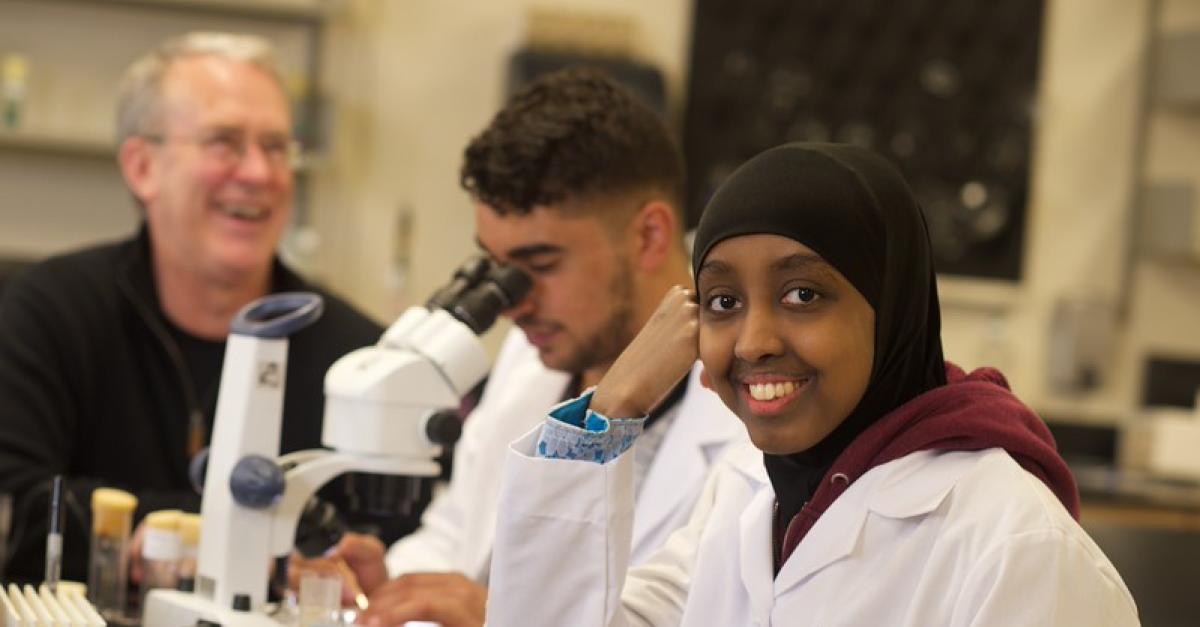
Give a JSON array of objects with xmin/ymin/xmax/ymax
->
[{"xmin": 268, "ymin": 452, "xmax": 442, "ymax": 558}]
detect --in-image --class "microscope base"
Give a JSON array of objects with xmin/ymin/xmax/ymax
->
[{"xmin": 144, "ymin": 589, "xmax": 283, "ymax": 626}]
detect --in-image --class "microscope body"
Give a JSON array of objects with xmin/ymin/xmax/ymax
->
[
  {"xmin": 145, "ymin": 269, "xmax": 517, "ymax": 626},
  {"xmin": 323, "ymin": 306, "xmax": 486, "ymax": 459}
]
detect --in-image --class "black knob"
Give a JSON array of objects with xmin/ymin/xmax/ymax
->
[
  {"xmin": 229, "ymin": 455, "xmax": 285, "ymax": 509},
  {"xmin": 232, "ymin": 593, "xmax": 251, "ymax": 612},
  {"xmin": 425, "ymin": 410, "xmax": 463, "ymax": 446},
  {"xmin": 294, "ymin": 497, "xmax": 347, "ymax": 558}
]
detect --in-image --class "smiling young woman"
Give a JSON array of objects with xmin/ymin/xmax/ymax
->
[{"xmin": 485, "ymin": 142, "xmax": 1139, "ymax": 627}]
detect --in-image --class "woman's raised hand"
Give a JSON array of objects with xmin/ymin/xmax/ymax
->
[{"xmin": 591, "ymin": 285, "xmax": 699, "ymax": 418}]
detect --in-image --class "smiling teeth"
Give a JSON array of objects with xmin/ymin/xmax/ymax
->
[
  {"xmin": 748, "ymin": 381, "xmax": 798, "ymax": 401},
  {"xmin": 220, "ymin": 205, "xmax": 267, "ymax": 220}
]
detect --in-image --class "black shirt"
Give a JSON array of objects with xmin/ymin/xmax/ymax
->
[{"xmin": 0, "ymin": 228, "xmax": 383, "ymax": 582}]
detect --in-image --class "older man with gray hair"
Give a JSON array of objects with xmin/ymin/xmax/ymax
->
[{"xmin": 0, "ymin": 32, "xmax": 381, "ymax": 583}]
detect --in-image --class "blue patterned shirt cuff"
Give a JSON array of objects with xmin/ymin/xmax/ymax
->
[{"xmin": 536, "ymin": 390, "xmax": 646, "ymax": 464}]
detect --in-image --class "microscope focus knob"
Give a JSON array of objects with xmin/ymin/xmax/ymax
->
[
  {"xmin": 229, "ymin": 454, "xmax": 285, "ymax": 509},
  {"xmin": 426, "ymin": 410, "xmax": 463, "ymax": 446}
]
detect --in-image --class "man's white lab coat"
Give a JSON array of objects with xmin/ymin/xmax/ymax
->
[
  {"xmin": 487, "ymin": 435, "xmax": 1139, "ymax": 626},
  {"xmin": 385, "ymin": 329, "xmax": 745, "ymax": 580}
]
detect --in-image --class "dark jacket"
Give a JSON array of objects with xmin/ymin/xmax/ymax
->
[{"xmin": 0, "ymin": 228, "xmax": 382, "ymax": 582}]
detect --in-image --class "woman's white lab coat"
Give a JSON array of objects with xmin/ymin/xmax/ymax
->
[
  {"xmin": 487, "ymin": 433, "xmax": 1138, "ymax": 626},
  {"xmin": 385, "ymin": 329, "xmax": 745, "ymax": 580}
]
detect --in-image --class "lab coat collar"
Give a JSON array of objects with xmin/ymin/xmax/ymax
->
[
  {"xmin": 865, "ymin": 450, "xmax": 959, "ymax": 518},
  {"xmin": 771, "ymin": 476, "xmax": 871, "ymax": 594},
  {"xmin": 726, "ymin": 447, "xmax": 965, "ymax": 597},
  {"xmin": 630, "ymin": 364, "xmax": 744, "ymax": 558},
  {"xmin": 726, "ymin": 440, "xmax": 870, "ymax": 592},
  {"xmin": 772, "ymin": 450, "xmax": 963, "ymax": 594},
  {"xmin": 726, "ymin": 441, "xmax": 769, "ymax": 485}
]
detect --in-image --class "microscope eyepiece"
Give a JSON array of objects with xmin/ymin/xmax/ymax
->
[
  {"xmin": 488, "ymin": 264, "xmax": 533, "ymax": 308},
  {"xmin": 430, "ymin": 258, "xmax": 532, "ymax": 335},
  {"xmin": 425, "ymin": 256, "xmax": 493, "ymax": 310}
]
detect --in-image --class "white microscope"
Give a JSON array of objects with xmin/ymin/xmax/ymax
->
[{"xmin": 144, "ymin": 258, "xmax": 529, "ymax": 626}]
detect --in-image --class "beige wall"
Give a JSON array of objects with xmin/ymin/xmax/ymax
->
[
  {"xmin": 310, "ymin": 0, "xmax": 695, "ymax": 355},
  {"xmin": 321, "ymin": 0, "xmax": 1200, "ymax": 421},
  {"xmin": 3, "ymin": 0, "xmax": 1198, "ymax": 422}
]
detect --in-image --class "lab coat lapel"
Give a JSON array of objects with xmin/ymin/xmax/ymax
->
[
  {"xmin": 771, "ymin": 451, "xmax": 958, "ymax": 596},
  {"xmin": 630, "ymin": 366, "xmax": 742, "ymax": 559},
  {"xmin": 738, "ymin": 487, "xmax": 779, "ymax": 624},
  {"xmin": 772, "ymin": 486, "xmax": 870, "ymax": 594}
]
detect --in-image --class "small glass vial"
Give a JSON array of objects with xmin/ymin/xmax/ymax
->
[
  {"xmin": 139, "ymin": 509, "xmax": 181, "ymax": 610},
  {"xmin": 298, "ymin": 570, "xmax": 343, "ymax": 627},
  {"xmin": 1, "ymin": 54, "xmax": 29, "ymax": 130},
  {"xmin": 175, "ymin": 513, "xmax": 201, "ymax": 592},
  {"xmin": 87, "ymin": 488, "xmax": 137, "ymax": 621}
]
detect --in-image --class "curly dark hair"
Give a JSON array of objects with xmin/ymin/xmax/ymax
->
[{"xmin": 461, "ymin": 66, "xmax": 684, "ymax": 217}]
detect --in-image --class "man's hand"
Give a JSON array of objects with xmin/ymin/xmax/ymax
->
[
  {"xmin": 288, "ymin": 532, "xmax": 388, "ymax": 607},
  {"xmin": 357, "ymin": 573, "xmax": 486, "ymax": 627},
  {"xmin": 592, "ymin": 285, "xmax": 699, "ymax": 418}
]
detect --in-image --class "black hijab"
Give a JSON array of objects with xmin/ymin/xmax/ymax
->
[{"xmin": 691, "ymin": 143, "xmax": 947, "ymax": 525}]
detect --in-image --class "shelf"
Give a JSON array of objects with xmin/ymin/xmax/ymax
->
[
  {"xmin": 1137, "ymin": 181, "xmax": 1200, "ymax": 262},
  {"xmin": 936, "ymin": 274, "xmax": 1021, "ymax": 312},
  {"xmin": 0, "ymin": 129, "xmax": 325, "ymax": 173},
  {"xmin": 1154, "ymin": 31, "xmax": 1200, "ymax": 108},
  {"xmin": 46, "ymin": 0, "xmax": 336, "ymax": 24},
  {"xmin": 0, "ymin": 129, "xmax": 114, "ymax": 160}
]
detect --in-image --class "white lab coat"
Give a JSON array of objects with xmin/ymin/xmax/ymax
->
[
  {"xmin": 385, "ymin": 328, "xmax": 745, "ymax": 580},
  {"xmin": 488, "ymin": 434, "xmax": 1139, "ymax": 626}
]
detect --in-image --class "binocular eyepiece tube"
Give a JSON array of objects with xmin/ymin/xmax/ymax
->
[{"xmin": 427, "ymin": 257, "xmax": 532, "ymax": 335}]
